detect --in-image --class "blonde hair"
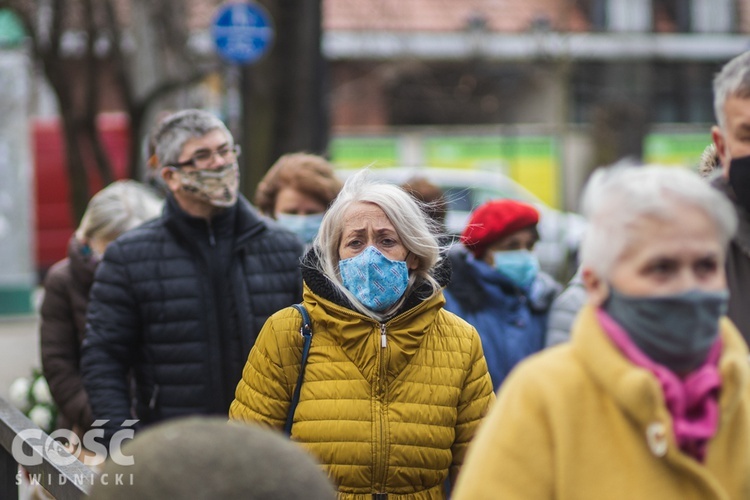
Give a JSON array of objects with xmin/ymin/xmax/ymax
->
[
  {"xmin": 76, "ymin": 180, "xmax": 163, "ymax": 242},
  {"xmin": 312, "ymin": 170, "xmax": 442, "ymax": 321}
]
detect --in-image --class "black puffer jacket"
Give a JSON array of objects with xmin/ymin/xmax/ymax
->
[{"xmin": 81, "ymin": 195, "xmax": 303, "ymax": 442}]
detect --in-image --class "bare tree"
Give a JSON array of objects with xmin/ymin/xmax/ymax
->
[
  {"xmin": 1, "ymin": 0, "xmax": 217, "ymax": 220},
  {"xmin": 0, "ymin": 0, "xmax": 326, "ymax": 219}
]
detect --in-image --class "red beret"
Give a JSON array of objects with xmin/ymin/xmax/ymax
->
[{"xmin": 461, "ymin": 199, "xmax": 540, "ymax": 257}]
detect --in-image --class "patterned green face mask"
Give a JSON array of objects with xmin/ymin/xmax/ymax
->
[{"xmin": 177, "ymin": 163, "xmax": 239, "ymax": 207}]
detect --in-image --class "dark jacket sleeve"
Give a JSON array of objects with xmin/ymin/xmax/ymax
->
[
  {"xmin": 81, "ymin": 243, "xmax": 139, "ymax": 441},
  {"xmin": 40, "ymin": 263, "xmax": 93, "ymax": 429}
]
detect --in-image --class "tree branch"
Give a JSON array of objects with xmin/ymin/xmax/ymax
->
[
  {"xmin": 137, "ymin": 66, "xmax": 219, "ymax": 118},
  {"xmin": 102, "ymin": 0, "xmax": 135, "ymax": 110}
]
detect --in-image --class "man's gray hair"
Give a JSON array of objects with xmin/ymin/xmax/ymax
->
[
  {"xmin": 76, "ymin": 180, "xmax": 163, "ymax": 242},
  {"xmin": 579, "ymin": 165, "xmax": 737, "ymax": 279},
  {"xmin": 312, "ymin": 170, "xmax": 442, "ymax": 321},
  {"xmin": 713, "ymin": 51, "xmax": 750, "ymax": 129},
  {"xmin": 151, "ymin": 109, "xmax": 233, "ymax": 166}
]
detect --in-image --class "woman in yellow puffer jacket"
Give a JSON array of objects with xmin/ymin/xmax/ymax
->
[{"xmin": 230, "ymin": 170, "xmax": 494, "ymax": 499}]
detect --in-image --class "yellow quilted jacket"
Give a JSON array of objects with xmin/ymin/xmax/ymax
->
[{"xmin": 230, "ymin": 282, "xmax": 494, "ymax": 500}]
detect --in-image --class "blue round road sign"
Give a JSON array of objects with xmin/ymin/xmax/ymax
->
[{"xmin": 211, "ymin": 2, "xmax": 274, "ymax": 64}]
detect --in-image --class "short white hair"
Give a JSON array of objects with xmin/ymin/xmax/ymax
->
[
  {"xmin": 312, "ymin": 170, "xmax": 442, "ymax": 321},
  {"xmin": 76, "ymin": 180, "xmax": 163, "ymax": 242},
  {"xmin": 713, "ymin": 51, "xmax": 750, "ymax": 129},
  {"xmin": 579, "ymin": 165, "xmax": 737, "ymax": 279}
]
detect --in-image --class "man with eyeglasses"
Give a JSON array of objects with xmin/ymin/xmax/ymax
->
[{"xmin": 81, "ymin": 109, "xmax": 303, "ymax": 444}]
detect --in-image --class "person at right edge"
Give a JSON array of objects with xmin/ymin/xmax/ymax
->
[
  {"xmin": 711, "ymin": 50, "xmax": 750, "ymax": 345},
  {"xmin": 452, "ymin": 165, "xmax": 750, "ymax": 499}
]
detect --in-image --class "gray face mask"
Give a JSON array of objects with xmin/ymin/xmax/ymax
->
[{"xmin": 603, "ymin": 287, "xmax": 728, "ymax": 374}]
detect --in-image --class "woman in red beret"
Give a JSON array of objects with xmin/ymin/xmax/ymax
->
[{"xmin": 444, "ymin": 199, "xmax": 561, "ymax": 390}]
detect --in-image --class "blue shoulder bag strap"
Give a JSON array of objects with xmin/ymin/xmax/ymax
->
[{"xmin": 284, "ymin": 303, "xmax": 313, "ymax": 435}]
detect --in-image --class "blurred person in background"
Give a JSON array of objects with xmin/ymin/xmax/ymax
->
[
  {"xmin": 88, "ymin": 417, "xmax": 336, "ymax": 500},
  {"xmin": 81, "ymin": 109, "xmax": 303, "ymax": 445},
  {"xmin": 544, "ymin": 266, "xmax": 585, "ymax": 348},
  {"xmin": 400, "ymin": 176, "xmax": 450, "ymax": 240},
  {"xmin": 254, "ymin": 152, "xmax": 342, "ymax": 246},
  {"xmin": 453, "ymin": 166, "xmax": 750, "ymax": 499},
  {"xmin": 40, "ymin": 180, "xmax": 162, "ymax": 438},
  {"xmin": 710, "ymin": 50, "xmax": 750, "ymax": 344},
  {"xmin": 444, "ymin": 199, "xmax": 560, "ymax": 390},
  {"xmin": 231, "ymin": 172, "xmax": 494, "ymax": 499}
]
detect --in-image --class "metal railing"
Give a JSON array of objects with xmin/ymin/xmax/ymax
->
[{"xmin": 0, "ymin": 397, "xmax": 94, "ymax": 499}]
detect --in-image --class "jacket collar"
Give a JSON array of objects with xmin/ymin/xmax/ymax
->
[
  {"xmin": 163, "ymin": 194, "xmax": 267, "ymax": 246},
  {"xmin": 572, "ymin": 304, "xmax": 750, "ymax": 431},
  {"xmin": 302, "ymin": 282, "xmax": 446, "ymax": 384},
  {"xmin": 300, "ymin": 249, "xmax": 449, "ymax": 383},
  {"xmin": 67, "ymin": 236, "xmax": 97, "ymax": 291},
  {"xmin": 712, "ymin": 175, "xmax": 750, "ymax": 254}
]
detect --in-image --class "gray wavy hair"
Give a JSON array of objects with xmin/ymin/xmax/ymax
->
[
  {"xmin": 151, "ymin": 109, "xmax": 233, "ymax": 166},
  {"xmin": 579, "ymin": 165, "xmax": 737, "ymax": 279},
  {"xmin": 76, "ymin": 180, "xmax": 163, "ymax": 242},
  {"xmin": 713, "ymin": 51, "xmax": 750, "ymax": 130},
  {"xmin": 312, "ymin": 170, "xmax": 442, "ymax": 321}
]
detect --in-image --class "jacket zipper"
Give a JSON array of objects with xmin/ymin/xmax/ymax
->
[{"xmin": 376, "ymin": 322, "xmax": 388, "ymax": 493}]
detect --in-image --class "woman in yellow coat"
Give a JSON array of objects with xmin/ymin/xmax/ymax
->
[
  {"xmin": 230, "ymin": 171, "xmax": 494, "ymax": 499},
  {"xmin": 453, "ymin": 165, "xmax": 750, "ymax": 500}
]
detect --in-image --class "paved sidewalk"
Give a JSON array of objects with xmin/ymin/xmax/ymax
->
[{"xmin": 0, "ymin": 314, "xmax": 40, "ymax": 400}]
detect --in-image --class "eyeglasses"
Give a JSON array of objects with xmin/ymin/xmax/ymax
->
[{"xmin": 169, "ymin": 145, "xmax": 241, "ymax": 169}]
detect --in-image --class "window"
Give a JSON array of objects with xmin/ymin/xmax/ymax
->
[
  {"xmin": 690, "ymin": 0, "xmax": 734, "ymax": 33},
  {"xmin": 606, "ymin": 0, "xmax": 653, "ymax": 32}
]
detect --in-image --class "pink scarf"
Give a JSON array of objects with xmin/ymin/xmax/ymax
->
[{"xmin": 597, "ymin": 309, "xmax": 722, "ymax": 462}]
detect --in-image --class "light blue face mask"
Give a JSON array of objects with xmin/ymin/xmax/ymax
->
[
  {"xmin": 275, "ymin": 213, "xmax": 324, "ymax": 245},
  {"xmin": 339, "ymin": 246, "xmax": 409, "ymax": 312},
  {"xmin": 491, "ymin": 250, "xmax": 540, "ymax": 289}
]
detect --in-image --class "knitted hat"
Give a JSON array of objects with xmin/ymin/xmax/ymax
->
[
  {"xmin": 460, "ymin": 199, "xmax": 540, "ymax": 257},
  {"xmin": 88, "ymin": 417, "xmax": 335, "ymax": 500}
]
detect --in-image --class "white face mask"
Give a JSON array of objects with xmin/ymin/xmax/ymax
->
[
  {"xmin": 175, "ymin": 163, "xmax": 239, "ymax": 207},
  {"xmin": 491, "ymin": 250, "xmax": 539, "ymax": 289},
  {"xmin": 274, "ymin": 213, "xmax": 324, "ymax": 244}
]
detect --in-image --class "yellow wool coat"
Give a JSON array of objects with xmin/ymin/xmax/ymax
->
[
  {"xmin": 453, "ymin": 304, "xmax": 750, "ymax": 500},
  {"xmin": 230, "ymin": 283, "xmax": 495, "ymax": 499}
]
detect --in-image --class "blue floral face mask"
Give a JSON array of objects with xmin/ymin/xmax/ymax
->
[
  {"xmin": 339, "ymin": 246, "xmax": 409, "ymax": 312},
  {"xmin": 491, "ymin": 249, "xmax": 539, "ymax": 289},
  {"xmin": 275, "ymin": 213, "xmax": 324, "ymax": 245}
]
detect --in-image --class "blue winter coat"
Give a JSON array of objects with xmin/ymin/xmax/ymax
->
[{"xmin": 443, "ymin": 247, "xmax": 560, "ymax": 390}]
